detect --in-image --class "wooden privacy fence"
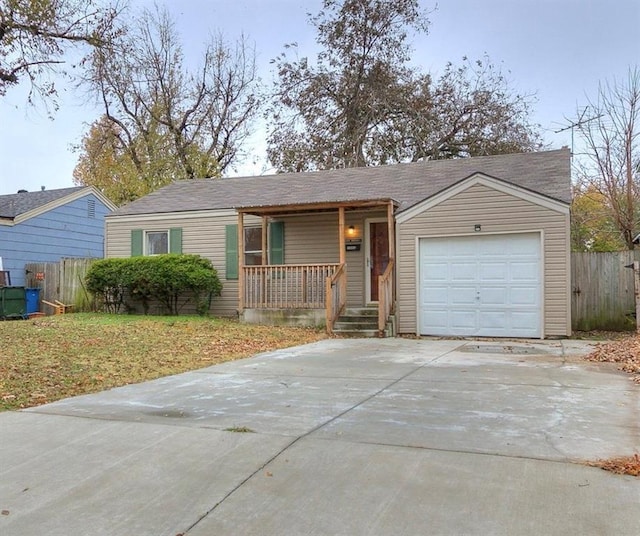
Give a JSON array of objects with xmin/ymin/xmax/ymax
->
[
  {"xmin": 17, "ymin": 252, "xmax": 640, "ymax": 330},
  {"xmin": 571, "ymin": 250, "xmax": 640, "ymax": 331},
  {"xmin": 25, "ymin": 258, "xmax": 97, "ymax": 313}
]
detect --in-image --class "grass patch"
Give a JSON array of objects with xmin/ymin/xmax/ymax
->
[
  {"xmin": 224, "ymin": 426, "xmax": 255, "ymax": 433},
  {"xmin": 0, "ymin": 313, "xmax": 324, "ymax": 411}
]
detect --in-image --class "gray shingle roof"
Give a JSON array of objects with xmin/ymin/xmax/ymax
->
[
  {"xmin": 0, "ymin": 186, "xmax": 86, "ymax": 219},
  {"xmin": 110, "ymin": 149, "xmax": 571, "ymax": 217}
]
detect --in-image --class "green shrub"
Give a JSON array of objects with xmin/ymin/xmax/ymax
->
[
  {"xmin": 85, "ymin": 258, "xmax": 131, "ymax": 313},
  {"xmin": 86, "ymin": 255, "xmax": 222, "ymax": 315}
]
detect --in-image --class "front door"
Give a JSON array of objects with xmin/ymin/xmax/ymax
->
[{"xmin": 369, "ymin": 222, "xmax": 389, "ymax": 302}]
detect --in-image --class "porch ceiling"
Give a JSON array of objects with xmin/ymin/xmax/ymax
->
[{"xmin": 236, "ymin": 198, "xmax": 398, "ymax": 217}]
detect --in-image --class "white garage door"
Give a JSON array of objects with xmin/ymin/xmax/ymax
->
[{"xmin": 419, "ymin": 233, "xmax": 541, "ymax": 338}]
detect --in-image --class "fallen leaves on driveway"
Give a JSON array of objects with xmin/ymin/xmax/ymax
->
[
  {"xmin": 584, "ymin": 334, "xmax": 640, "ymax": 384},
  {"xmin": 588, "ymin": 454, "xmax": 640, "ymax": 477},
  {"xmin": 583, "ymin": 334, "xmax": 639, "ymax": 477}
]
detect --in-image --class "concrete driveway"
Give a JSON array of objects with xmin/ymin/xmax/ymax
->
[{"xmin": 1, "ymin": 338, "xmax": 638, "ymax": 535}]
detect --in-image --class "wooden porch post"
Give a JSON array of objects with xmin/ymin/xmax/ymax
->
[
  {"xmin": 387, "ymin": 201, "xmax": 395, "ymax": 262},
  {"xmin": 238, "ymin": 211, "xmax": 245, "ymax": 313},
  {"xmin": 261, "ymin": 216, "xmax": 268, "ymax": 307},
  {"xmin": 338, "ymin": 206, "xmax": 346, "ymax": 265},
  {"xmin": 338, "ymin": 206, "xmax": 347, "ymax": 322},
  {"xmin": 634, "ymin": 261, "xmax": 640, "ymax": 333}
]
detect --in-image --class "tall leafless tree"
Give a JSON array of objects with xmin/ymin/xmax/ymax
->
[
  {"xmin": 81, "ymin": 5, "xmax": 260, "ymax": 189},
  {"xmin": 573, "ymin": 67, "xmax": 640, "ymax": 250}
]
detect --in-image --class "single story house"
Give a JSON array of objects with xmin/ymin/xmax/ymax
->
[
  {"xmin": 0, "ymin": 186, "xmax": 117, "ymax": 286},
  {"xmin": 105, "ymin": 148, "xmax": 571, "ymax": 338}
]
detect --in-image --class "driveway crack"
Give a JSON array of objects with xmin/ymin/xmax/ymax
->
[{"xmin": 181, "ymin": 342, "xmax": 465, "ymax": 534}]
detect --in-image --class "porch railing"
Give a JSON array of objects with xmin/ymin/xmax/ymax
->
[
  {"xmin": 243, "ymin": 263, "xmax": 341, "ymax": 309},
  {"xmin": 326, "ymin": 263, "xmax": 347, "ymax": 334},
  {"xmin": 378, "ymin": 259, "xmax": 395, "ymax": 332}
]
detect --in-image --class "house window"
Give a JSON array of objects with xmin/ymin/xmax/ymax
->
[
  {"xmin": 131, "ymin": 228, "xmax": 182, "ymax": 256},
  {"xmin": 224, "ymin": 222, "xmax": 283, "ymax": 280},
  {"xmin": 244, "ymin": 227, "xmax": 263, "ymax": 265},
  {"xmin": 146, "ymin": 231, "xmax": 168, "ymax": 255}
]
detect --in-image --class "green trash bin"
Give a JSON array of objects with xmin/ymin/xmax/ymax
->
[{"xmin": 0, "ymin": 286, "xmax": 26, "ymax": 319}]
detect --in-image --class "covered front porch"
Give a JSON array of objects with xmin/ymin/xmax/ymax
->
[{"xmin": 235, "ymin": 199, "xmax": 397, "ymax": 335}]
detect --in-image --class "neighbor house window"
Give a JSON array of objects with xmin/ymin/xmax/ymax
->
[
  {"xmin": 244, "ymin": 227, "xmax": 263, "ymax": 265},
  {"xmin": 146, "ymin": 231, "xmax": 168, "ymax": 255}
]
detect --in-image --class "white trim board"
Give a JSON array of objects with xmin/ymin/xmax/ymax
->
[{"xmin": 106, "ymin": 209, "xmax": 238, "ymax": 223}]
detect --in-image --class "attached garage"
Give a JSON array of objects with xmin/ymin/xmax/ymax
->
[
  {"xmin": 418, "ymin": 233, "xmax": 541, "ymax": 338},
  {"xmin": 396, "ymin": 172, "xmax": 571, "ymax": 339}
]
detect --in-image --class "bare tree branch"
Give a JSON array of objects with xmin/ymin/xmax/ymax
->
[
  {"xmin": 573, "ymin": 67, "xmax": 640, "ymax": 250},
  {"xmin": 74, "ymin": 5, "xmax": 260, "ymax": 202}
]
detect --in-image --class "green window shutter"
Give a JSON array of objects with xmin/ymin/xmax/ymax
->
[
  {"xmin": 169, "ymin": 227, "xmax": 182, "ymax": 254},
  {"xmin": 131, "ymin": 229, "xmax": 143, "ymax": 257},
  {"xmin": 225, "ymin": 224, "xmax": 238, "ymax": 280},
  {"xmin": 269, "ymin": 221, "xmax": 284, "ymax": 264}
]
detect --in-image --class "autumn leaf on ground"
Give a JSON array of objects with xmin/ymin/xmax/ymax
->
[
  {"xmin": 584, "ymin": 335, "xmax": 640, "ymax": 383},
  {"xmin": 587, "ymin": 454, "xmax": 640, "ymax": 477},
  {"xmin": 0, "ymin": 314, "xmax": 324, "ymax": 411}
]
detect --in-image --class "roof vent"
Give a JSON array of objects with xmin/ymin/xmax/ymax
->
[{"xmin": 17, "ymin": 189, "xmax": 28, "ymax": 193}]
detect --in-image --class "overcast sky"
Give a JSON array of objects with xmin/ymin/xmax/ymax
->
[{"xmin": 0, "ymin": 0, "xmax": 638, "ymax": 196}]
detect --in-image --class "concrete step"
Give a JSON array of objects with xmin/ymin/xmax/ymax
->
[
  {"xmin": 342, "ymin": 307, "xmax": 378, "ymax": 317},
  {"xmin": 332, "ymin": 309, "xmax": 395, "ymax": 338},
  {"xmin": 333, "ymin": 320, "xmax": 379, "ymax": 331},
  {"xmin": 332, "ymin": 328, "xmax": 380, "ymax": 338}
]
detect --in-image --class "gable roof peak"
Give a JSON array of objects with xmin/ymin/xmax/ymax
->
[{"xmin": 0, "ymin": 185, "xmax": 117, "ymax": 219}]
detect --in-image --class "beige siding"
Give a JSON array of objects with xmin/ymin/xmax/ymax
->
[
  {"xmin": 105, "ymin": 208, "xmax": 388, "ymax": 315},
  {"xmin": 278, "ymin": 210, "xmax": 385, "ymax": 307},
  {"xmin": 397, "ymin": 183, "xmax": 570, "ymax": 337},
  {"xmin": 106, "ymin": 211, "xmax": 260, "ymax": 316}
]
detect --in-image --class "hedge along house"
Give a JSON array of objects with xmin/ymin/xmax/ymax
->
[{"xmin": 105, "ymin": 148, "xmax": 572, "ymax": 338}]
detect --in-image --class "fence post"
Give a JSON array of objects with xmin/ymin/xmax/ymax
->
[{"xmin": 634, "ymin": 261, "xmax": 640, "ymax": 333}]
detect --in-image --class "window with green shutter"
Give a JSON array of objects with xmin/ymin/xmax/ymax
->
[
  {"xmin": 225, "ymin": 224, "xmax": 239, "ymax": 279},
  {"xmin": 169, "ymin": 228, "xmax": 182, "ymax": 253},
  {"xmin": 131, "ymin": 229, "xmax": 143, "ymax": 256},
  {"xmin": 225, "ymin": 222, "xmax": 285, "ymax": 280},
  {"xmin": 131, "ymin": 227, "xmax": 182, "ymax": 256},
  {"xmin": 269, "ymin": 221, "xmax": 284, "ymax": 265}
]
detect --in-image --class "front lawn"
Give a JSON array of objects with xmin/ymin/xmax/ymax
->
[{"xmin": 0, "ymin": 314, "xmax": 325, "ymax": 411}]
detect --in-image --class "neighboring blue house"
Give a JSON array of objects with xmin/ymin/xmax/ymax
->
[{"xmin": 0, "ymin": 186, "xmax": 117, "ymax": 286}]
